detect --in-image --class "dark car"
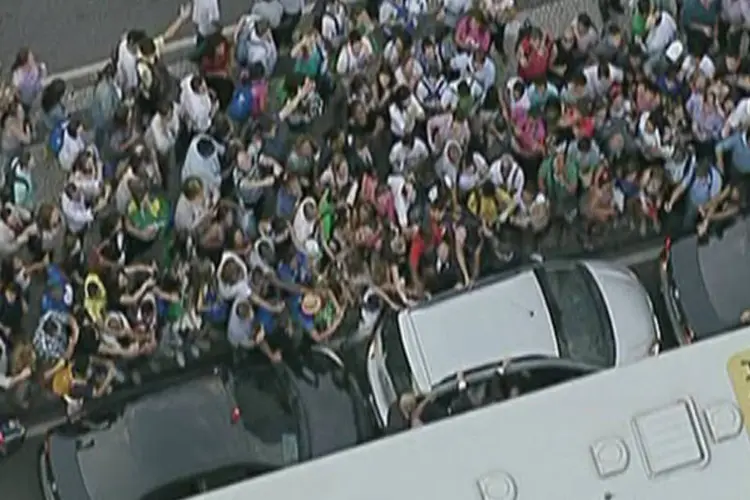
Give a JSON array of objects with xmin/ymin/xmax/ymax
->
[
  {"xmin": 660, "ymin": 217, "xmax": 750, "ymax": 344},
  {"xmin": 40, "ymin": 353, "xmax": 373, "ymax": 500}
]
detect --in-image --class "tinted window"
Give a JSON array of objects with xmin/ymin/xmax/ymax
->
[
  {"xmin": 141, "ymin": 465, "xmax": 269, "ymax": 500},
  {"xmin": 534, "ymin": 265, "xmax": 615, "ymax": 366},
  {"xmin": 380, "ymin": 313, "xmax": 413, "ymax": 396}
]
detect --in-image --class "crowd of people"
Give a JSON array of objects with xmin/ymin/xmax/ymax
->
[{"xmin": 0, "ymin": 0, "xmax": 748, "ymax": 418}]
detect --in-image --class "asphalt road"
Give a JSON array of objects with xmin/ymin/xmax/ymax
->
[{"xmin": 0, "ymin": 0, "xmax": 253, "ymax": 75}]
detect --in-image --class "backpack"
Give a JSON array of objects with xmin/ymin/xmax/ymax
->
[
  {"xmin": 48, "ymin": 120, "xmax": 67, "ymax": 157},
  {"xmin": 137, "ymin": 58, "xmax": 176, "ymax": 104},
  {"xmin": 227, "ymin": 84, "xmax": 255, "ymax": 123},
  {"xmin": 2, "ymin": 156, "xmax": 31, "ymax": 205}
]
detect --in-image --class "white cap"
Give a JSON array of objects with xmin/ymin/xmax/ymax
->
[{"xmin": 665, "ymin": 41, "xmax": 683, "ymax": 63}]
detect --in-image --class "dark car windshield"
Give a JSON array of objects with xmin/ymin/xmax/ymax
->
[
  {"xmin": 380, "ymin": 312, "xmax": 413, "ymax": 396},
  {"xmin": 533, "ymin": 264, "xmax": 616, "ymax": 367}
]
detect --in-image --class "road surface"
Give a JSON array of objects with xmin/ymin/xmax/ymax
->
[{"xmin": 0, "ymin": 0, "xmax": 252, "ymax": 74}]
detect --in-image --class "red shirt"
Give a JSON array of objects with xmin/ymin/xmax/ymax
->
[
  {"xmin": 518, "ymin": 37, "xmax": 552, "ymax": 82},
  {"xmin": 201, "ymin": 38, "xmax": 231, "ymax": 76},
  {"xmin": 409, "ymin": 219, "xmax": 445, "ymax": 271}
]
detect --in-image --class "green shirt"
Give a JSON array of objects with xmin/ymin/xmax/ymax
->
[{"xmin": 538, "ymin": 156, "xmax": 579, "ymax": 200}]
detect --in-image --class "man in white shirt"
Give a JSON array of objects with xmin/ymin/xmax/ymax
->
[
  {"xmin": 116, "ymin": 30, "xmax": 147, "ymax": 94},
  {"xmin": 61, "ymin": 183, "xmax": 95, "ymax": 234},
  {"xmin": 389, "ymin": 88, "xmax": 426, "ymax": 138},
  {"xmin": 181, "ymin": 135, "xmax": 224, "ymax": 197},
  {"xmin": 387, "ymin": 175, "xmax": 417, "ymax": 229},
  {"xmin": 146, "ymin": 101, "xmax": 181, "ymax": 156},
  {"xmin": 415, "ymin": 66, "xmax": 450, "ymax": 114},
  {"xmin": 583, "ymin": 62, "xmax": 624, "ymax": 99},
  {"xmin": 320, "ymin": 0, "xmax": 348, "ymax": 50},
  {"xmin": 336, "ymin": 31, "xmax": 375, "ymax": 77},
  {"xmin": 193, "ymin": 0, "xmax": 221, "ymax": 43},
  {"xmin": 449, "ymin": 50, "xmax": 496, "ymax": 94},
  {"xmin": 180, "ymin": 75, "xmax": 215, "ymax": 133},
  {"xmin": 643, "ymin": 10, "xmax": 677, "ymax": 57},
  {"xmin": 389, "ymin": 134, "xmax": 429, "ymax": 174}
]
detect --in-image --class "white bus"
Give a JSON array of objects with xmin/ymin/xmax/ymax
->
[{"xmin": 193, "ymin": 326, "xmax": 750, "ymax": 500}]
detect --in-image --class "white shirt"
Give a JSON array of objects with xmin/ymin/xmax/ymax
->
[
  {"xmin": 227, "ymin": 292, "xmax": 255, "ymax": 348},
  {"xmin": 379, "ymin": 0, "xmax": 427, "ymax": 25},
  {"xmin": 441, "ymin": 77, "xmax": 485, "ymax": 111},
  {"xmin": 644, "ymin": 11, "xmax": 677, "ymax": 56},
  {"xmin": 335, "ymin": 40, "xmax": 374, "ymax": 75},
  {"xmin": 388, "ymin": 96, "xmax": 425, "ymax": 137},
  {"xmin": 193, "ymin": 0, "xmax": 221, "ymax": 36},
  {"xmin": 583, "ymin": 63, "xmax": 624, "ymax": 98},
  {"xmin": 449, "ymin": 54, "xmax": 496, "ymax": 92},
  {"xmin": 414, "ymin": 75, "xmax": 450, "ymax": 110},
  {"xmin": 489, "ymin": 158, "xmax": 525, "ymax": 202},
  {"xmin": 116, "ymin": 37, "xmax": 139, "ymax": 92},
  {"xmin": 217, "ymin": 251, "xmax": 252, "ymax": 302},
  {"xmin": 146, "ymin": 105, "xmax": 181, "ymax": 154},
  {"xmin": 726, "ymin": 97, "xmax": 750, "ymax": 133},
  {"xmin": 293, "ymin": 198, "xmax": 317, "ymax": 250},
  {"xmin": 173, "ymin": 194, "xmax": 210, "ymax": 233},
  {"xmin": 321, "ymin": 5, "xmax": 348, "ymax": 46},
  {"xmin": 387, "ymin": 175, "xmax": 414, "ymax": 229},
  {"xmin": 180, "ymin": 76, "xmax": 213, "ymax": 133},
  {"xmin": 389, "ymin": 138, "xmax": 429, "ymax": 174},
  {"xmin": 61, "ymin": 192, "xmax": 94, "ymax": 234},
  {"xmin": 58, "ymin": 129, "xmax": 86, "ymax": 172}
]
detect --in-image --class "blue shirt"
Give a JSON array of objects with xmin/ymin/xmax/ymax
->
[
  {"xmin": 716, "ymin": 132, "xmax": 750, "ymax": 174},
  {"xmin": 681, "ymin": 164, "xmax": 722, "ymax": 207}
]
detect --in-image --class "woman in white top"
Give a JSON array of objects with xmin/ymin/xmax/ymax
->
[{"xmin": 180, "ymin": 74, "xmax": 216, "ymax": 133}]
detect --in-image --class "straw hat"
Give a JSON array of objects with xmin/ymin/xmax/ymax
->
[{"xmin": 300, "ymin": 292, "xmax": 323, "ymax": 316}]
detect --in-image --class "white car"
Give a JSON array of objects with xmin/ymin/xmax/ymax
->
[{"xmin": 366, "ymin": 259, "xmax": 662, "ymax": 427}]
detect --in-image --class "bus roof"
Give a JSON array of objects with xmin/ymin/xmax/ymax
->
[{"xmin": 193, "ymin": 326, "xmax": 750, "ymax": 500}]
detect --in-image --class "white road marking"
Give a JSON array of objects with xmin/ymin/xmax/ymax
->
[
  {"xmin": 43, "ymin": 0, "xmax": 320, "ymax": 85},
  {"xmin": 42, "ymin": 24, "xmax": 236, "ymax": 85}
]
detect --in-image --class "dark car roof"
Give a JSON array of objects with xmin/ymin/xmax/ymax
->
[
  {"xmin": 285, "ymin": 352, "xmax": 372, "ymax": 457},
  {"xmin": 49, "ymin": 375, "xmax": 263, "ymax": 500},
  {"xmin": 670, "ymin": 218, "xmax": 750, "ymax": 338}
]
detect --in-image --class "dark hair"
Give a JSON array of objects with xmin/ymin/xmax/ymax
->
[
  {"xmin": 41, "ymin": 79, "xmax": 66, "ymax": 113},
  {"xmin": 126, "ymin": 30, "xmax": 147, "ymax": 45},
  {"xmin": 66, "ymin": 118, "xmax": 82, "ymax": 138},
  {"xmin": 196, "ymin": 137, "xmax": 216, "ymax": 157},
  {"xmin": 138, "ymin": 38, "xmax": 157, "ymax": 57},
  {"xmin": 10, "ymin": 48, "xmax": 31, "ymax": 72},
  {"xmin": 96, "ymin": 62, "xmax": 116, "ymax": 83},
  {"xmin": 348, "ymin": 30, "xmax": 363, "ymax": 44}
]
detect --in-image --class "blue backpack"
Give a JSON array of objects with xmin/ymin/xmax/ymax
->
[
  {"xmin": 48, "ymin": 120, "xmax": 67, "ymax": 157},
  {"xmin": 227, "ymin": 84, "xmax": 254, "ymax": 123}
]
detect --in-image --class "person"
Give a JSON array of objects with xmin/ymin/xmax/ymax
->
[
  {"xmin": 665, "ymin": 156, "xmax": 723, "ymax": 232},
  {"xmin": 192, "ymin": 0, "xmax": 221, "ymax": 46},
  {"xmin": 10, "ymin": 48, "xmax": 47, "ymax": 113},
  {"xmin": 33, "ymin": 309, "xmax": 80, "ymax": 381},
  {"xmin": 0, "ymin": 334, "xmax": 33, "ymax": 409}
]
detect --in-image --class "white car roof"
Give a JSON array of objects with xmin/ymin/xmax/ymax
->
[{"xmin": 398, "ymin": 269, "xmax": 559, "ymax": 392}]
